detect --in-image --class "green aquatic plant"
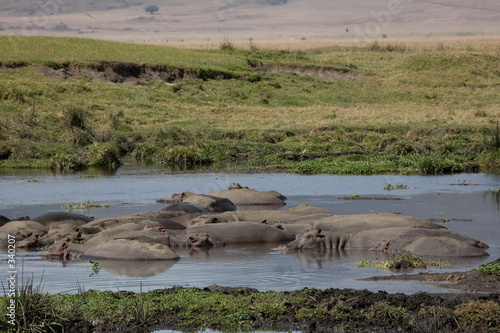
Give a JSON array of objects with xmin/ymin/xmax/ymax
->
[
  {"xmin": 356, "ymin": 253, "xmax": 450, "ymax": 269},
  {"xmin": 89, "ymin": 260, "xmax": 101, "ymax": 277},
  {"xmin": 22, "ymin": 177, "xmax": 41, "ymax": 183},
  {"xmin": 384, "ymin": 183, "xmax": 408, "ymax": 190},
  {"xmin": 62, "ymin": 200, "xmax": 110, "ymax": 211},
  {"xmin": 477, "ymin": 261, "xmax": 500, "ymax": 275}
]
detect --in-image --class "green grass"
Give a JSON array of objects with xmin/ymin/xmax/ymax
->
[
  {"xmin": 478, "ymin": 260, "xmax": 500, "ymax": 275},
  {"xmin": 1, "ymin": 285, "xmax": 498, "ymax": 332},
  {"xmin": 356, "ymin": 253, "xmax": 451, "ymax": 269},
  {"xmin": 0, "ymin": 36, "xmax": 499, "ymax": 173}
]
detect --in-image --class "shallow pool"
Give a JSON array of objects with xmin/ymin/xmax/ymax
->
[{"xmin": 1, "ymin": 166, "xmax": 499, "ymax": 295}]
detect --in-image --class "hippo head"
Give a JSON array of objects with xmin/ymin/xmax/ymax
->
[
  {"xmin": 371, "ymin": 241, "xmax": 391, "ymax": 253},
  {"xmin": 45, "ymin": 241, "xmax": 69, "ymax": 260},
  {"xmin": 228, "ymin": 183, "xmax": 243, "ymax": 190},
  {"xmin": 278, "ymin": 229, "xmax": 326, "ymax": 251},
  {"xmin": 188, "ymin": 233, "xmax": 213, "ymax": 248}
]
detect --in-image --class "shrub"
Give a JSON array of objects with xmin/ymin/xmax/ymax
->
[
  {"xmin": 219, "ymin": 38, "xmax": 236, "ymax": 51},
  {"xmin": 63, "ymin": 106, "xmax": 94, "ymax": 146},
  {"xmin": 86, "ymin": 142, "xmax": 121, "ymax": 168},
  {"xmin": 483, "ymin": 122, "xmax": 500, "ymax": 149}
]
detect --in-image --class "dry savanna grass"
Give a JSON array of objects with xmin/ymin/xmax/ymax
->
[{"xmin": 157, "ymin": 35, "xmax": 500, "ymax": 51}]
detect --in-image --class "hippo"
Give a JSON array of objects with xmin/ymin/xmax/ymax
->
[
  {"xmin": 17, "ymin": 224, "xmax": 84, "ymax": 250},
  {"xmin": 170, "ymin": 232, "xmax": 213, "ymax": 248},
  {"xmin": 162, "ymin": 202, "xmax": 210, "ymax": 213},
  {"xmin": 31, "ymin": 212, "xmax": 93, "ymax": 227},
  {"xmin": 187, "ymin": 210, "xmax": 314, "ymax": 226},
  {"xmin": 347, "ymin": 227, "xmax": 489, "ymax": 257},
  {"xmin": 0, "ymin": 220, "xmax": 49, "ymax": 247},
  {"xmin": 181, "ymin": 193, "xmax": 237, "ymax": 212},
  {"xmin": 83, "ymin": 237, "xmax": 178, "ymax": 261},
  {"xmin": 160, "ymin": 193, "xmax": 237, "ymax": 212},
  {"xmin": 82, "ymin": 211, "xmax": 187, "ymax": 232},
  {"xmin": 0, "ymin": 215, "xmax": 11, "ymax": 227},
  {"xmin": 207, "ymin": 184, "xmax": 286, "ymax": 207},
  {"xmin": 188, "ymin": 222, "xmax": 295, "ymax": 245},
  {"xmin": 43, "ymin": 224, "xmax": 179, "ymax": 260},
  {"xmin": 278, "ymin": 229, "xmax": 350, "ymax": 251},
  {"xmin": 278, "ymin": 221, "xmax": 489, "ymax": 257},
  {"xmin": 288, "ymin": 204, "xmax": 333, "ymax": 215},
  {"xmin": 310, "ymin": 213, "xmax": 443, "ymax": 233}
]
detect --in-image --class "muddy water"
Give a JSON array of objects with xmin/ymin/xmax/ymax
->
[{"xmin": 1, "ymin": 166, "xmax": 499, "ymax": 295}]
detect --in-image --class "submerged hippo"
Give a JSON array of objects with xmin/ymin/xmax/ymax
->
[
  {"xmin": 278, "ymin": 220, "xmax": 489, "ymax": 257},
  {"xmin": 160, "ymin": 193, "xmax": 236, "ymax": 212},
  {"xmin": 32, "ymin": 212, "xmax": 93, "ymax": 227},
  {"xmin": 43, "ymin": 224, "xmax": 179, "ymax": 261},
  {"xmin": 207, "ymin": 184, "xmax": 286, "ymax": 206},
  {"xmin": 188, "ymin": 222, "xmax": 295, "ymax": 245},
  {"xmin": 278, "ymin": 229, "xmax": 350, "ymax": 251}
]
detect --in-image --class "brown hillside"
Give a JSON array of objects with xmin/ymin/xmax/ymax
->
[{"xmin": 0, "ymin": 0, "xmax": 499, "ymax": 42}]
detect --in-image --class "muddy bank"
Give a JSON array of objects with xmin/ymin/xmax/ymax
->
[
  {"xmin": 18, "ymin": 263, "xmax": 497, "ymax": 333},
  {"xmin": 69, "ymin": 282, "xmax": 500, "ymax": 333},
  {"xmin": 363, "ymin": 259, "xmax": 500, "ymax": 294}
]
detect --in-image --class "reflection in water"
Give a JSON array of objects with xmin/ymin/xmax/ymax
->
[
  {"xmin": 98, "ymin": 260, "xmax": 177, "ymax": 277},
  {"xmin": 488, "ymin": 189, "xmax": 500, "ymax": 212},
  {"xmin": 291, "ymin": 249, "xmax": 348, "ymax": 269}
]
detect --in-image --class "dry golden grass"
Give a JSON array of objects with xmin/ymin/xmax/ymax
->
[{"xmin": 150, "ymin": 35, "xmax": 500, "ymax": 51}]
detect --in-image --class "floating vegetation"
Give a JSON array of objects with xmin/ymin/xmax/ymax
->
[
  {"xmin": 356, "ymin": 253, "xmax": 451, "ymax": 269},
  {"xmin": 426, "ymin": 217, "xmax": 473, "ymax": 224},
  {"xmin": 89, "ymin": 260, "xmax": 101, "ymax": 277},
  {"xmin": 343, "ymin": 195, "xmax": 403, "ymax": 200},
  {"xmin": 62, "ymin": 200, "xmax": 110, "ymax": 211},
  {"xmin": 478, "ymin": 260, "xmax": 500, "ymax": 275},
  {"xmin": 384, "ymin": 183, "xmax": 408, "ymax": 190},
  {"xmin": 22, "ymin": 178, "xmax": 41, "ymax": 183}
]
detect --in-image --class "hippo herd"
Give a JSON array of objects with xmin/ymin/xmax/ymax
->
[{"xmin": 0, "ymin": 184, "xmax": 490, "ymax": 262}]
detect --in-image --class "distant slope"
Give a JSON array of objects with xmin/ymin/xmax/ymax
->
[{"xmin": 0, "ymin": 0, "xmax": 499, "ymax": 42}]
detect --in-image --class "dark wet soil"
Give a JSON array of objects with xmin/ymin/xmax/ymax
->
[
  {"xmin": 84, "ymin": 262, "xmax": 500, "ymax": 333},
  {"xmin": 363, "ymin": 261, "xmax": 500, "ymax": 294}
]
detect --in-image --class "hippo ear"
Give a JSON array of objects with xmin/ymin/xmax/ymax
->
[{"xmin": 315, "ymin": 229, "xmax": 326, "ymax": 239}]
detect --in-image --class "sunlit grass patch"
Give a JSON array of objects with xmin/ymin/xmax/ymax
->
[{"xmin": 356, "ymin": 253, "xmax": 451, "ymax": 269}]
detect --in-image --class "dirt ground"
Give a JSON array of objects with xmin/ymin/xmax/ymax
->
[
  {"xmin": 89, "ymin": 260, "xmax": 500, "ymax": 333},
  {"xmin": 363, "ymin": 259, "xmax": 500, "ymax": 294},
  {"xmin": 208, "ymin": 263, "xmax": 500, "ymax": 333}
]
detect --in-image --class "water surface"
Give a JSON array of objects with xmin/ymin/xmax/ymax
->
[{"xmin": 1, "ymin": 167, "xmax": 499, "ymax": 295}]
